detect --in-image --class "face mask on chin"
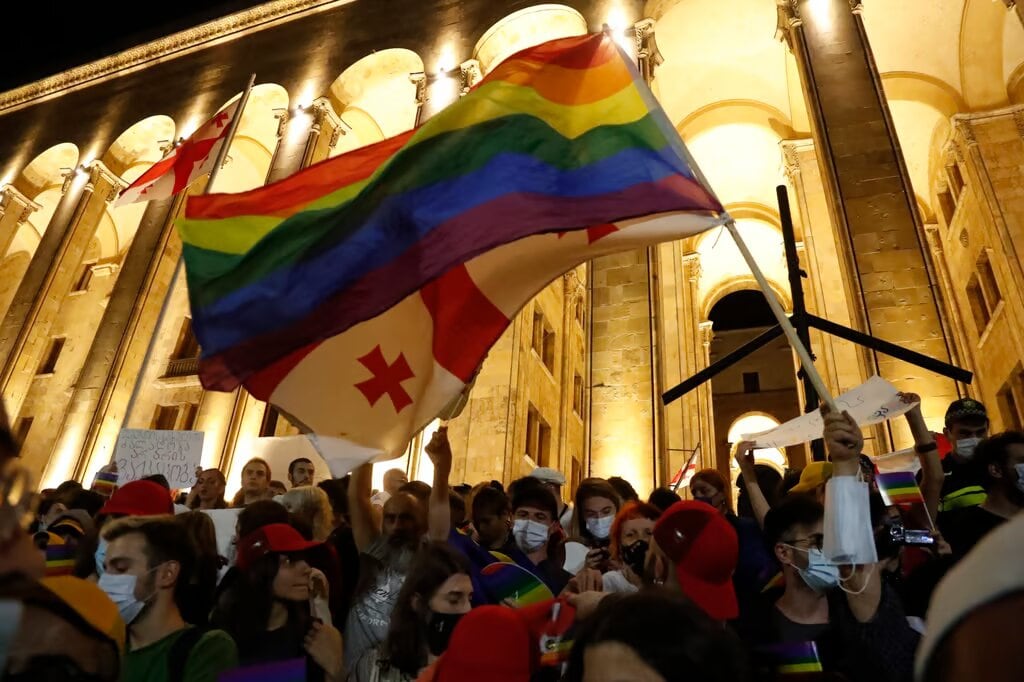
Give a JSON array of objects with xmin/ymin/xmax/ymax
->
[{"xmin": 954, "ymin": 437, "xmax": 982, "ymax": 459}]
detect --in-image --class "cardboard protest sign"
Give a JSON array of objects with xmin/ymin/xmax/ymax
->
[
  {"xmin": 744, "ymin": 375, "xmax": 917, "ymax": 449},
  {"xmin": 114, "ymin": 429, "xmax": 204, "ymax": 488}
]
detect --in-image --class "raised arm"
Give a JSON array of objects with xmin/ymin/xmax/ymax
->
[
  {"xmin": 349, "ymin": 463, "xmax": 380, "ymax": 551},
  {"xmin": 733, "ymin": 440, "xmax": 771, "ymax": 529},
  {"xmin": 425, "ymin": 426, "xmax": 453, "ymax": 542},
  {"xmin": 900, "ymin": 392, "xmax": 942, "ymax": 524}
]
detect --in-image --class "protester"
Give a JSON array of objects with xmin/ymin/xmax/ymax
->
[
  {"xmin": 447, "ymin": 491, "xmax": 467, "ymax": 531},
  {"xmin": 187, "ymin": 469, "xmax": 227, "ymax": 510},
  {"xmin": 345, "ymin": 428, "xmax": 453, "ymax": 681},
  {"xmin": 318, "ymin": 476, "xmax": 361, "ymax": 628},
  {"xmin": 508, "ymin": 476, "xmax": 572, "ymax": 594},
  {"xmin": 174, "ymin": 511, "xmax": 222, "ymax": 627},
  {"xmin": 606, "ymin": 476, "xmax": 639, "ymax": 504},
  {"xmin": 564, "ymin": 588, "xmax": 749, "ymax": 682},
  {"xmin": 940, "ymin": 430, "xmax": 1024, "ymax": 558},
  {"xmin": 528, "ymin": 466, "xmax": 574, "ymax": 528},
  {"xmin": 212, "ymin": 523, "xmax": 342, "ymax": 681},
  {"xmin": 367, "ymin": 542, "xmax": 473, "ymax": 680},
  {"xmin": 469, "ymin": 485, "xmax": 513, "ymax": 552},
  {"xmin": 689, "ymin": 467, "xmax": 775, "ymax": 615},
  {"xmin": 371, "ymin": 468, "xmax": 410, "ymax": 507},
  {"xmin": 646, "ymin": 486, "xmax": 681, "ymax": 512},
  {"xmin": 281, "ymin": 485, "xmax": 335, "ymax": 543},
  {"xmin": 269, "ymin": 480, "xmax": 288, "ymax": 497},
  {"xmin": 915, "ymin": 513, "xmax": 1024, "ymax": 682},
  {"xmin": 92, "ymin": 480, "xmax": 175, "ymax": 578},
  {"xmin": 735, "ymin": 462, "xmax": 783, "ymax": 528},
  {"xmin": 787, "ymin": 461, "xmax": 832, "ymax": 503},
  {"xmin": 420, "ymin": 605, "xmax": 535, "ymax": 682},
  {"xmin": 100, "ymin": 515, "xmax": 238, "ymax": 682},
  {"xmin": 601, "ymin": 501, "xmax": 660, "ymax": 594},
  {"xmin": 288, "ymin": 458, "xmax": 316, "ymax": 488},
  {"xmin": 569, "ymin": 478, "xmax": 621, "ymax": 571},
  {"xmin": 231, "ymin": 458, "xmax": 272, "ymax": 508},
  {"xmin": 0, "ymin": 574, "xmax": 125, "ymax": 681},
  {"xmin": 937, "ymin": 398, "xmax": 989, "ymax": 516}
]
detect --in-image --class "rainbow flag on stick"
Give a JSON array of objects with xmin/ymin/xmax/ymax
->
[
  {"xmin": 876, "ymin": 470, "xmax": 925, "ymax": 507},
  {"xmin": 179, "ymin": 33, "xmax": 723, "ymax": 466}
]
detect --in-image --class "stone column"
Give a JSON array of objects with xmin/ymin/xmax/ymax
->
[
  {"xmin": 53, "ymin": 193, "xmax": 181, "ymax": 480},
  {"xmin": 0, "ymin": 163, "xmax": 123, "ymax": 420},
  {"xmin": 778, "ymin": 0, "xmax": 957, "ymax": 440},
  {"xmin": 0, "ymin": 187, "xmax": 38, "ymax": 266}
]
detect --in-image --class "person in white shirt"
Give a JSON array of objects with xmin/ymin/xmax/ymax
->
[{"xmin": 601, "ymin": 501, "xmax": 661, "ymax": 593}]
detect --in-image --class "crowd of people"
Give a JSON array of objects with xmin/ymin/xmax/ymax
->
[{"xmin": 1, "ymin": 393, "xmax": 1022, "ymax": 681}]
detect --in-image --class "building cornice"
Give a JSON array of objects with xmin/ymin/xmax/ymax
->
[{"xmin": 0, "ymin": 0, "xmax": 355, "ymax": 114}]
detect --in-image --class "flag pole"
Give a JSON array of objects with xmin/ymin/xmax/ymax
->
[
  {"xmin": 116, "ymin": 74, "xmax": 257, "ymax": 443},
  {"xmin": 671, "ymin": 442, "xmax": 701, "ymax": 492}
]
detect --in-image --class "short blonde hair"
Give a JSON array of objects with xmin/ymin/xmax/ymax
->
[{"xmin": 279, "ymin": 485, "xmax": 333, "ymax": 541}]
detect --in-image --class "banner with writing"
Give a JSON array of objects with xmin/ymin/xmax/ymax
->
[
  {"xmin": 114, "ymin": 429, "xmax": 204, "ymax": 488},
  {"xmin": 744, "ymin": 376, "xmax": 917, "ymax": 449}
]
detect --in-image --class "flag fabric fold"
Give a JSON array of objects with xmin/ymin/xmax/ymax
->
[
  {"xmin": 115, "ymin": 101, "xmax": 240, "ymax": 206},
  {"xmin": 876, "ymin": 470, "xmax": 925, "ymax": 507},
  {"xmin": 178, "ymin": 33, "xmax": 724, "ymax": 469}
]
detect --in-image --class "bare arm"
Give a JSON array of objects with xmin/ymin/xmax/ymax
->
[
  {"xmin": 733, "ymin": 440, "xmax": 771, "ymax": 529},
  {"xmin": 349, "ymin": 463, "xmax": 380, "ymax": 551},
  {"xmin": 425, "ymin": 427, "xmax": 453, "ymax": 542},
  {"xmin": 900, "ymin": 393, "xmax": 942, "ymax": 523}
]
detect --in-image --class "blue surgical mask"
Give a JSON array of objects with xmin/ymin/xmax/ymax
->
[
  {"xmin": 513, "ymin": 519, "xmax": 549, "ymax": 552},
  {"xmin": 786, "ymin": 546, "xmax": 840, "ymax": 593},
  {"xmin": 585, "ymin": 515, "xmax": 614, "ymax": 540},
  {"xmin": 955, "ymin": 437, "xmax": 982, "ymax": 459},
  {"xmin": 94, "ymin": 538, "xmax": 107, "ymax": 577},
  {"xmin": 98, "ymin": 573, "xmax": 148, "ymax": 624}
]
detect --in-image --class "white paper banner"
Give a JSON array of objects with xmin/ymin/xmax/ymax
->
[
  {"xmin": 872, "ymin": 447, "xmax": 921, "ymax": 474},
  {"xmin": 744, "ymin": 376, "xmax": 917, "ymax": 449},
  {"xmin": 114, "ymin": 429, "xmax": 204, "ymax": 488}
]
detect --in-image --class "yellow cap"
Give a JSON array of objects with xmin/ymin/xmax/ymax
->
[
  {"xmin": 40, "ymin": 575, "xmax": 126, "ymax": 656},
  {"xmin": 789, "ymin": 461, "xmax": 833, "ymax": 494}
]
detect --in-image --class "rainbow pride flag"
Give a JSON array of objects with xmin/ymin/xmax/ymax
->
[
  {"xmin": 758, "ymin": 641, "xmax": 823, "ymax": 675},
  {"xmin": 179, "ymin": 33, "xmax": 723, "ymax": 462},
  {"xmin": 877, "ymin": 470, "xmax": 924, "ymax": 506}
]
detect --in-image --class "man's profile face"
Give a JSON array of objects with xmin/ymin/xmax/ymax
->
[
  {"xmin": 105, "ymin": 532, "xmax": 154, "ymax": 600},
  {"xmin": 290, "ymin": 461, "xmax": 315, "ymax": 487}
]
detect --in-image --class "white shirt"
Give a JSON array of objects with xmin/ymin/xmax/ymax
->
[{"xmin": 601, "ymin": 569, "xmax": 639, "ymax": 594}]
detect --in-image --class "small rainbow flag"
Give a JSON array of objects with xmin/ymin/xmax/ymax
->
[
  {"xmin": 218, "ymin": 657, "xmax": 305, "ymax": 682},
  {"xmin": 91, "ymin": 470, "xmax": 118, "ymax": 497},
  {"xmin": 877, "ymin": 471, "xmax": 924, "ymax": 506},
  {"xmin": 44, "ymin": 540, "xmax": 76, "ymax": 577},
  {"xmin": 178, "ymin": 32, "xmax": 723, "ymax": 454},
  {"xmin": 480, "ymin": 561, "xmax": 553, "ymax": 608},
  {"xmin": 759, "ymin": 641, "xmax": 823, "ymax": 675}
]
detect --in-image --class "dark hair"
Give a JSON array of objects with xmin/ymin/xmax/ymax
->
[
  {"xmin": 174, "ymin": 512, "xmax": 221, "ymax": 626},
  {"xmin": 572, "ymin": 478, "xmax": 622, "ymax": 542},
  {"xmin": 383, "ymin": 542, "xmax": 472, "ymax": 676},
  {"xmin": 648, "ymin": 487, "xmax": 681, "ymax": 512},
  {"xmin": 67, "ymin": 489, "xmax": 105, "ymax": 517},
  {"xmin": 564, "ymin": 589, "xmax": 749, "ymax": 682},
  {"xmin": 691, "ymin": 469, "xmax": 728, "ymax": 493},
  {"xmin": 472, "ymin": 485, "xmax": 511, "ymax": 523},
  {"xmin": 102, "ymin": 515, "xmax": 195, "ymax": 609},
  {"xmin": 287, "ymin": 458, "xmax": 313, "ymax": 479},
  {"xmin": 142, "ymin": 474, "xmax": 170, "ymax": 490},
  {"xmin": 318, "ymin": 477, "xmax": 349, "ymax": 519},
  {"xmin": 399, "ymin": 481, "xmax": 431, "ymax": 504},
  {"xmin": 763, "ymin": 495, "xmax": 824, "ymax": 549},
  {"xmin": 973, "ymin": 431, "xmax": 1024, "ymax": 491},
  {"xmin": 737, "ymin": 464, "xmax": 783, "ymax": 519},
  {"xmin": 448, "ymin": 490, "xmax": 466, "ymax": 524},
  {"xmin": 606, "ymin": 476, "xmax": 639, "ymax": 503},
  {"xmin": 237, "ymin": 499, "xmax": 289, "ymax": 539},
  {"xmin": 509, "ymin": 477, "xmax": 559, "ymax": 520}
]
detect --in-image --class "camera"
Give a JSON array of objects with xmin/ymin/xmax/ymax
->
[{"xmin": 888, "ymin": 519, "xmax": 935, "ymax": 546}]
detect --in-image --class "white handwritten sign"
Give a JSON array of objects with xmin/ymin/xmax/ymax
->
[
  {"xmin": 744, "ymin": 376, "xmax": 917, "ymax": 449},
  {"xmin": 114, "ymin": 429, "xmax": 204, "ymax": 488}
]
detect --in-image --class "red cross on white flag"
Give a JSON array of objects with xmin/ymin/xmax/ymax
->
[{"xmin": 113, "ymin": 102, "xmax": 239, "ymax": 207}]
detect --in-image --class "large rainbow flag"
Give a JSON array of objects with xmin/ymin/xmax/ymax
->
[{"xmin": 178, "ymin": 33, "xmax": 724, "ymax": 469}]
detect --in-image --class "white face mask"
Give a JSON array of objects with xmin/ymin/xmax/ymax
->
[
  {"xmin": 955, "ymin": 437, "xmax": 982, "ymax": 459},
  {"xmin": 585, "ymin": 515, "xmax": 614, "ymax": 540},
  {"xmin": 513, "ymin": 519, "xmax": 549, "ymax": 552},
  {"xmin": 98, "ymin": 573, "xmax": 148, "ymax": 624},
  {"xmin": 1014, "ymin": 463, "xmax": 1024, "ymax": 495}
]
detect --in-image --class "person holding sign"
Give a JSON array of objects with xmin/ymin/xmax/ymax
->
[{"xmin": 187, "ymin": 469, "xmax": 227, "ymax": 511}]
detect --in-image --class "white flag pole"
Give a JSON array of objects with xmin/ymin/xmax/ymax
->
[{"xmin": 116, "ymin": 74, "xmax": 257, "ymax": 439}]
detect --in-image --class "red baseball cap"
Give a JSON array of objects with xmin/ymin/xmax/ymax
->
[
  {"xmin": 653, "ymin": 500, "xmax": 739, "ymax": 621},
  {"xmin": 236, "ymin": 523, "xmax": 321, "ymax": 570},
  {"xmin": 432, "ymin": 606, "xmax": 534, "ymax": 682},
  {"xmin": 98, "ymin": 480, "xmax": 173, "ymax": 517}
]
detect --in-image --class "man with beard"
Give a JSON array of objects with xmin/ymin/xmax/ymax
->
[
  {"xmin": 345, "ymin": 428, "xmax": 453, "ymax": 681},
  {"xmin": 99, "ymin": 515, "xmax": 237, "ymax": 682}
]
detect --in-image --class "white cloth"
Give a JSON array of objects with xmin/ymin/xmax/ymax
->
[
  {"xmin": 915, "ymin": 512, "xmax": 1024, "ymax": 680},
  {"xmin": 558, "ymin": 503, "xmax": 574, "ymax": 530},
  {"xmin": 601, "ymin": 569, "xmax": 639, "ymax": 594},
  {"xmin": 823, "ymin": 476, "xmax": 878, "ymax": 565}
]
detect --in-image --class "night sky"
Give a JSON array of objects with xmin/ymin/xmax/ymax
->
[{"xmin": 0, "ymin": 1, "xmax": 269, "ymax": 92}]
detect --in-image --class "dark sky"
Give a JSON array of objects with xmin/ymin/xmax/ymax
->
[{"xmin": 0, "ymin": 1, "xmax": 269, "ymax": 92}]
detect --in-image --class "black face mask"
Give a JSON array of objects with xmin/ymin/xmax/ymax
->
[
  {"xmin": 426, "ymin": 610, "xmax": 464, "ymax": 655},
  {"xmin": 620, "ymin": 539, "xmax": 649, "ymax": 576}
]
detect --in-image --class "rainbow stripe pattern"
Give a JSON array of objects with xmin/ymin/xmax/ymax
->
[
  {"xmin": 178, "ymin": 32, "xmax": 722, "ymax": 394},
  {"xmin": 480, "ymin": 561, "xmax": 554, "ymax": 607},
  {"xmin": 760, "ymin": 641, "xmax": 823, "ymax": 675},
  {"xmin": 877, "ymin": 471, "xmax": 924, "ymax": 506}
]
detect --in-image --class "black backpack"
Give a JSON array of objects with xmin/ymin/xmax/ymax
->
[{"xmin": 167, "ymin": 627, "xmax": 208, "ymax": 682}]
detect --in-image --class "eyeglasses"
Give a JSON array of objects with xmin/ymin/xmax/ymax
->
[{"xmin": 783, "ymin": 533, "xmax": 824, "ymax": 550}]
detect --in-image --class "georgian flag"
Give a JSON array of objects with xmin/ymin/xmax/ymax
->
[{"xmin": 113, "ymin": 101, "xmax": 239, "ymax": 206}]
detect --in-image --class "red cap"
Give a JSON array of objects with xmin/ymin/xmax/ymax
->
[
  {"xmin": 653, "ymin": 500, "xmax": 738, "ymax": 621},
  {"xmin": 433, "ymin": 606, "xmax": 534, "ymax": 682},
  {"xmin": 236, "ymin": 523, "xmax": 321, "ymax": 570},
  {"xmin": 98, "ymin": 480, "xmax": 173, "ymax": 517}
]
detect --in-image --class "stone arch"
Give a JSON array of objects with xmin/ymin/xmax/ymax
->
[
  {"xmin": 959, "ymin": 0, "xmax": 1011, "ymax": 109},
  {"xmin": 695, "ymin": 218, "xmax": 790, "ymax": 319},
  {"xmin": 474, "ymin": 4, "xmax": 588, "ymax": 75},
  {"xmin": 216, "ymin": 83, "xmax": 289, "ymax": 192},
  {"xmin": 677, "ymin": 100, "xmax": 796, "ymax": 142},
  {"xmin": 726, "ymin": 412, "xmax": 788, "ymax": 473},
  {"xmin": 327, "ymin": 49, "xmax": 424, "ymax": 145},
  {"xmin": 13, "ymin": 142, "xmax": 78, "ymax": 200},
  {"xmin": 701, "ymin": 277, "xmax": 792, "ymax": 321}
]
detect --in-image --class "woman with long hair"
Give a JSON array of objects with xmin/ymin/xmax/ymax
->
[
  {"xmin": 568, "ymin": 478, "xmax": 622, "ymax": 571},
  {"xmin": 368, "ymin": 542, "xmax": 473, "ymax": 681},
  {"xmin": 602, "ymin": 501, "xmax": 662, "ymax": 593},
  {"xmin": 175, "ymin": 511, "xmax": 224, "ymax": 625},
  {"xmin": 211, "ymin": 523, "xmax": 343, "ymax": 681}
]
